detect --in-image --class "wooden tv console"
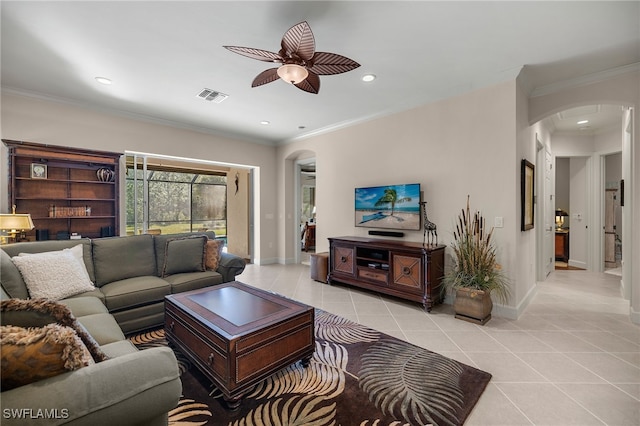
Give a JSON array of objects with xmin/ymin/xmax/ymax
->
[{"xmin": 328, "ymin": 236, "xmax": 446, "ymax": 312}]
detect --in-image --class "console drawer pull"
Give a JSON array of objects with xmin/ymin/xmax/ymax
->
[
  {"xmin": 208, "ymin": 353, "xmax": 214, "ymax": 365},
  {"xmin": 168, "ymin": 321, "xmax": 175, "ymax": 331}
]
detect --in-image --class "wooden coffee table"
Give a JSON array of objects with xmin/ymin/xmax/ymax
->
[{"xmin": 164, "ymin": 281, "xmax": 315, "ymax": 410}]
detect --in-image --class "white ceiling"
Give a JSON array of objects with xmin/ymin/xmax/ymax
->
[{"xmin": 2, "ymin": 1, "xmax": 638, "ymax": 145}]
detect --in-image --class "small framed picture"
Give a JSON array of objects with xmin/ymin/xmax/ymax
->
[
  {"xmin": 521, "ymin": 159, "xmax": 535, "ymax": 231},
  {"xmin": 31, "ymin": 163, "xmax": 47, "ymax": 179}
]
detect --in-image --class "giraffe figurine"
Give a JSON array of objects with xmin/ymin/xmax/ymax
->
[{"xmin": 419, "ymin": 201, "xmax": 437, "ymax": 246}]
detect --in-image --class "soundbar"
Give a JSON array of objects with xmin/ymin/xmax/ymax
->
[{"xmin": 368, "ymin": 230, "xmax": 404, "ymax": 238}]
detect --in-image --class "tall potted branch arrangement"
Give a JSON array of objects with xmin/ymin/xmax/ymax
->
[{"xmin": 444, "ymin": 196, "xmax": 510, "ymax": 325}]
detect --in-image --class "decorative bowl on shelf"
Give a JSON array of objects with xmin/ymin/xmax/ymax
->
[{"xmin": 96, "ymin": 168, "xmax": 115, "ymax": 182}]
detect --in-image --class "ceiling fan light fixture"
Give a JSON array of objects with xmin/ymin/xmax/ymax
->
[{"xmin": 277, "ymin": 64, "xmax": 308, "ymax": 84}]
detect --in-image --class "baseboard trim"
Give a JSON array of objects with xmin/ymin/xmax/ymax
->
[
  {"xmin": 493, "ymin": 283, "xmax": 537, "ymax": 320},
  {"xmin": 568, "ymin": 259, "xmax": 587, "ymax": 269}
]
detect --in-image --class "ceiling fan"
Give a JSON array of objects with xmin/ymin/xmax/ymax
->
[{"xmin": 224, "ymin": 21, "xmax": 360, "ymax": 94}]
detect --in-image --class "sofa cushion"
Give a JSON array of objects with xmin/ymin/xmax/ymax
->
[
  {"xmin": 99, "ymin": 340, "xmax": 139, "ymax": 358},
  {"xmin": 0, "ymin": 323, "xmax": 94, "ymax": 391},
  {"xmin": 58, "ymin": 295, "xmax": 109, "ymax": 317},
  {"xmin": 0, "ymin": 250, "xmax": 28, "ymax": 299},
  {"xmin": 0, "ymin": 298, "xmax": 108, "ymax": 363},
  {"xmin": 204, "ymin": 238, "xmax": 224, "ymax": 271},
  {"xmin": 93, "ymin": 234, "xmax": 156, "ymax": 286},
  {"xmin": 63, "ymin": 287, "xmax": 106, "ymax": 303},
  {"xmin": 162, "ymin": 235, "xmax": 207, "ymax": 277},
  {"xmin": 1, "ymin": 239, "xmax": 95, "ymax": 282},
  {"xmin": 76, "ymin": 313, "xmax": 127, "ymax": 346},
  {"xmin": 164, "ymin": 270, "xmax": 224, "ymax": 293},
  {"xmin": 11, "ymin": 249, "xmax": 95, "ymax": 300},
  {"xmin": 111, "ymin": 303, "xmax": 165, "ymax": 335},
  {"xmin": 100, "ymin": 276, "xmax": 170, "ymax": 312}
]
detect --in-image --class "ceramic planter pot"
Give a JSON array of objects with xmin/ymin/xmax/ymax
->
[{"xmin": 453, "ymin": 287, "xmax": 493, "ymax": 325}]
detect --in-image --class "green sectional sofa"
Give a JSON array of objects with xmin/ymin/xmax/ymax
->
[
  {"xmin": 0, "ymin": 231, "xmax": 246, "ymax": 333},
  {"xmin": 0, "ymin": 231, "xmax": 246, "ymax": 425}
]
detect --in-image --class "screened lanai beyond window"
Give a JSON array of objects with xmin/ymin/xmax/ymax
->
[{"xmin": 125, "ymin": 163, "xmax": 227, "ymax": 240}]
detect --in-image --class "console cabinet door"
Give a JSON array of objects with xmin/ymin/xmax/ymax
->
[
  {"xmin": 332, "ymin": 245, "xmax": 355, "ymax": 276},
  {"xmin": 390, "ymin": 253, "xmax": 424, "ymax": 295}
]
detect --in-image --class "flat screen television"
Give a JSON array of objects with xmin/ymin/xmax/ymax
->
[{"xmin": 355, "ymin": 183, "xmax": 421, "ymax": 231}]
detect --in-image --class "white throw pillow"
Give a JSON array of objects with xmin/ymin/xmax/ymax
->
[
  {"xmin": 18, "ymin": 244, "xmax": 93, "ymax": 284},
  {"xmin": 12, "ymin": 250, "xmax": 95, "ymax": 300}
]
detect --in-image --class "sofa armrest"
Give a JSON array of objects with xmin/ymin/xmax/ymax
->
[
  {"xmin": 0, "ymin": 347, "xmax": 181, "ymax": 426},
  {"xmin": 216, "ymin": 252, "xmax": 247, "ymax": 282}
]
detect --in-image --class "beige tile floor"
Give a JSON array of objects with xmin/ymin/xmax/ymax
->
[{"xmin": 238, "ymin": 262, "xmax": 640, "ymax": 425}]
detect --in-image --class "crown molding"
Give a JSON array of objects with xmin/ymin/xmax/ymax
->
[{"xmin": 530, "ymin": 62, "xmax": 640, "ymax": 98}]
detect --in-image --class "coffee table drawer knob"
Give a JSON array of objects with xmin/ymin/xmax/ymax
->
[
  {"xmin": 208, "ymin": 353, "xmax": 214, "ymax": 365},
  {"xmin": 169, "ymin": 321, "xmax": 175, "ymax": 331}
]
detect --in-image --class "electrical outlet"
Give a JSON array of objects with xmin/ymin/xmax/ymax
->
[{"xmin": 494, "ymin": 217, "xmax": 504, "ymax": 228}]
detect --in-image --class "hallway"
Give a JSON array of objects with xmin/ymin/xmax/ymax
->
[{"xmin": 238, "ymin": 263, "xmax": 639, "ymax": 425}]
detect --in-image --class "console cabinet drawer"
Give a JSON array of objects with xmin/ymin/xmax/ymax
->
[
  {"xmin": 357, "ymin": 267, "xmax": 388, "ymax": 284},
  {"xmin": 332, "ymin": 245, "xmax": 355, "ymax": 275},
  {"xmin": 391, "ymin": 254, "xmax": 423, "ymax": 293}
]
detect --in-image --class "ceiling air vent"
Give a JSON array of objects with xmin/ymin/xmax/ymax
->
[{"xmin": 197, "ymin": 88, "xmax": 228, "ymax": 104}]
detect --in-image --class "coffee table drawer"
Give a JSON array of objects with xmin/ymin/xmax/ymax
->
[
  {"xmin": 236, "ymin": 315, "xmax": 313, "ymax": 383},
  {"xmin": 166, "ymin": 309, "xmax": 228, "ymax": 380}
]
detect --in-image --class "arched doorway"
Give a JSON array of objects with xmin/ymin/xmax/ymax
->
[
  {"xmin": 285, "ymin": 150, "xmax": 317, "ymax": 265},
  {"xmin": 531, "ymin": 101, "xmax": 633, "ymax": 307}
]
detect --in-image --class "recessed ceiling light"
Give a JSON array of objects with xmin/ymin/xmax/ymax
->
[
  {"xmin": 577, "ymin": 119, "xmax": 589, "ymax": 125},
  {"xmin": 260, "ymin": 120, "xmax": 270, "ymax": 125},
  {"xmin": 362, "ymin": 74, "xmax": 376, "ymax": 82},
  {"xmin": 298, "ymin": 126, "xmax": 306, "ymax": 130},
  {"xmin": 95, "ymin": 77, "xmax": 112, "ymax": 85}
]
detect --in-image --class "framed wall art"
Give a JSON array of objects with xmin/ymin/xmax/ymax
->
[
  {"xmin": 521, "ymin": 159, "xmax": 534, "ymax": 231},
  {"xmin": 30, "ymin": 163, "xmax": 47, "ymax": 179}
]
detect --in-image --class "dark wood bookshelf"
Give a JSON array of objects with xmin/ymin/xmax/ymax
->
[{"xmin": 3, "ymin": 140, "xmax": 122, "ymax": 240}]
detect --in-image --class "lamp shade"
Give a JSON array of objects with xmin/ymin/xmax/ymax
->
[
  {"xmin": 277, "ymin": 64, "xmax": 309, "ymax": 84},
  {"xmin": 0, "ymin": 206, "xmax": 34, "ymax": 231}
]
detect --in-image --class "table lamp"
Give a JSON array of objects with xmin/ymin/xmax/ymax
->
[
  {"xmin": 0, "ymin": 205, "xmax": 34, "ymax": 243},
  {"xmin": 555, "ymin": 208, "xmax": 568, "ymax": 231}
]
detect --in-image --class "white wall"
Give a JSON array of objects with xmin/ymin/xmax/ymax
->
[
  {"xmin": 278, "ymin": 80, "xmax": 524, "ymax": 317},
  {"xmin": 0, "ymin": 92, "xmax": 279, "ymax": 263},
  {"xmin": 515, "ymin": 77, "xmax": 542, "ymax": 315}
]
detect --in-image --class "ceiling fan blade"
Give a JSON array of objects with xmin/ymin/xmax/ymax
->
[
  {"xmin": 252, "ymin": 68, "xmax": 280, "ymax": 87},
  {"xmin": 309, "ymin": 52, "xmax": 360, "ymax": 75},
  {"xmin": 295, "ymin": 71, "xmax": 320, "ymax": 94},
  {"xmin": 281, "ymin": 21, "xmax": 315, "ymax": 61},
  {"xmin": 224, "ymin": 46, "xmax": 282, "ymax": 63}
]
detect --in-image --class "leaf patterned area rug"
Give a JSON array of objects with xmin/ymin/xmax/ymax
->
[{"xmin": 129, "ymin": 309, "xmax": 491, "ymax": 426}]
